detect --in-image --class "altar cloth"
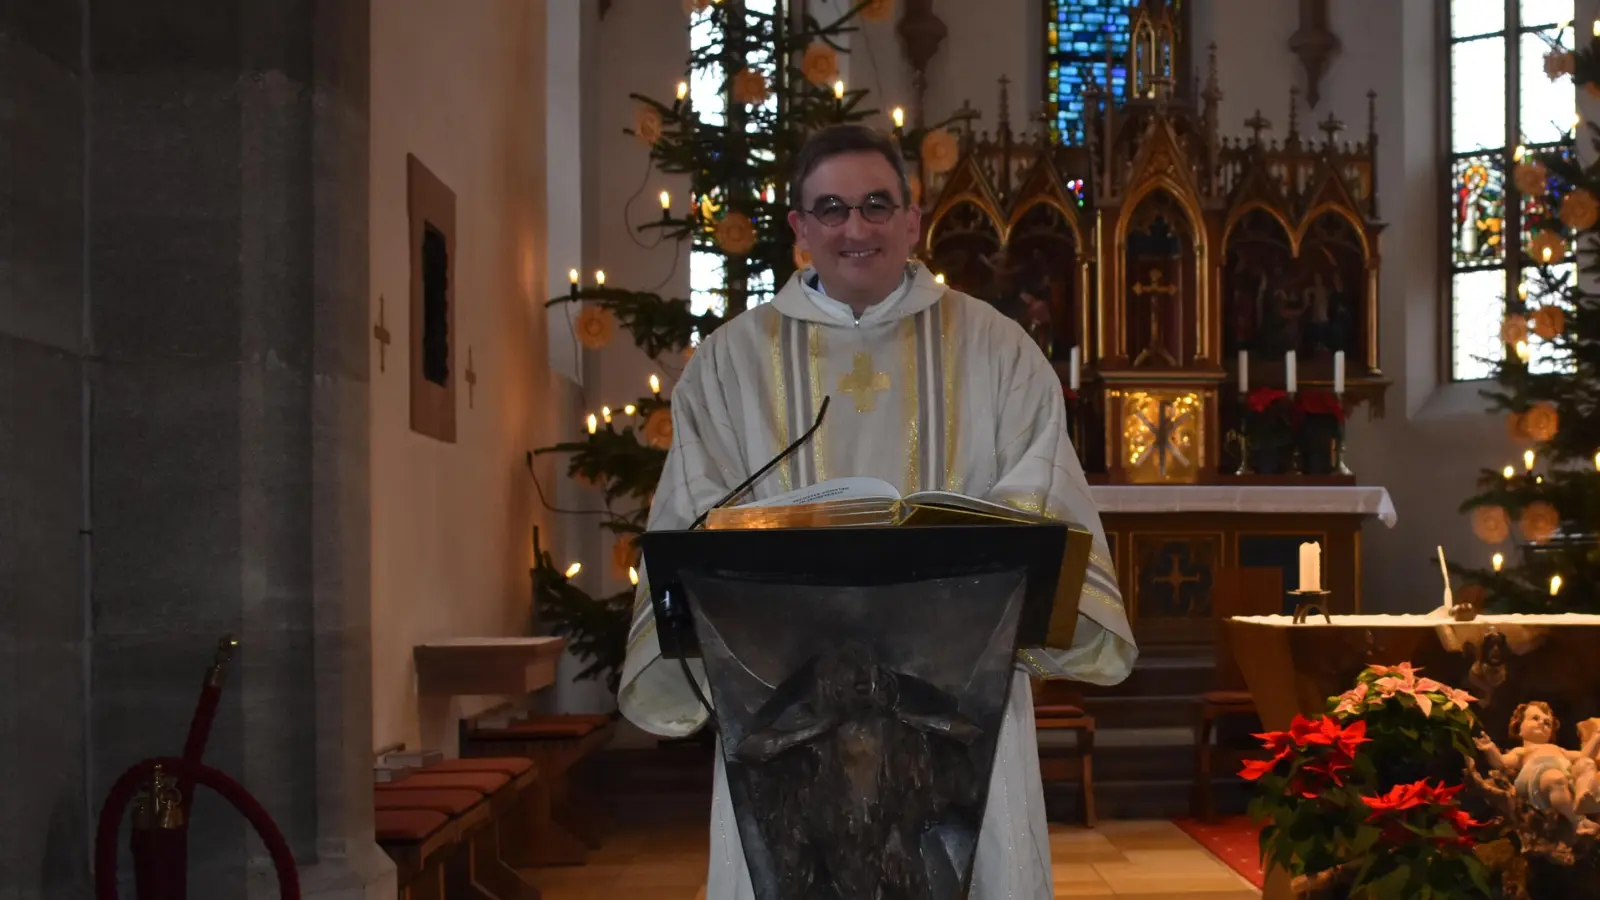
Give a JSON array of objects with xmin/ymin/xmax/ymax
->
[{"xmin": 1089, "ymin": 485, "xmax": 1396, "ymax": 527}]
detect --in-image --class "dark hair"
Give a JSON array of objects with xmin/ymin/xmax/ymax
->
[{"xmin": 789, "ymin": 124, "xmax": 912, "ymax": 210}]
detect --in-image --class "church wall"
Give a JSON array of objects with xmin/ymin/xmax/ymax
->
[{"xmin": 368, "ymin": 0, "xmax": 555, "ymax": 754}]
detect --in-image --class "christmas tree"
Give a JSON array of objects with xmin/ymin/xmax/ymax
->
[
  {"xmin": 1454, "ymin": 32, "xmax": 1600, "ymax": 614},
  {"xmin": 530, "ymin": 0, "xmax": 908, "ymax": 691}
]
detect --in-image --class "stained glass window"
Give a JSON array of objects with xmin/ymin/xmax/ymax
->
[
  {"xmin": 1045, "ymin": 0, "xmax": 1135, "ymax": 144},
  {"xmin": 1448, "ymin": 0, "xmax": 1575, "ymax": 380}
]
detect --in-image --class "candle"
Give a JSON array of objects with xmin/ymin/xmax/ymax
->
[
  {"xmin": 1285, "ymin": 351, "xmax": 1297, "ymax": 394},
  {"xmin": 565, "ymin": 562, "xmax": 582, "ymax": 578},
  {"xmin": 649, "ymin": 374, "xmax": 661, "ymax": 395},
  {"xmin": 891, "ymin": 107, "xmax": 905, "ymax": 129},
  {"xmin": 676, "ymin": 81, "xmax": 688, "ymax": 101},
  {"xmin": 833, "ymin": 80, "xmax": 845, "ymax": 100},
  {"xmin": 569, "ymin": 268, "xmax": 579, "ymax": 298},
  {"xmin": 1524, "ymin": 449, "xmax": 1536, "ymax": 471},
  {"xmin": 1551, "ymin": 574, "xmax": 1563, "ymax": 595},
  {"xmin": 1069, "ymin": 346, "xmax": 1081, "ymax": 392},
  {"xmin": 1436, "ymin": 546, "xmax": 1452, "ymax": 609},
  {"xmin": 1503, "ymin": 465, "xmax": 1514, "ymax": 479},
  {"xmin": 586, "ymin": 414, "xmax": 598, "ymax": 435},
  {"xmin": 595, "ymin": 269, "xmax": 606, "ymax": 286},
  {"xmin": 1593, "ymin": 450, "xmax": 1599, "ymax": 470},
  {"xmin": 1238, "ymin": 349, "xmax": 1249, "ymax": 393},
  {"xmin": 1297, "ymin": 541, "xmax": 1321, "ymax": 592},
  {"xmin": 602, "ymin": 406, "xmax": 613, "ymax": 424},
  {"xmin": 1594, "ymin": 18, "xmax": 1599, "ymax": 35},
  {"xmin": 1333, "ymin": 350, "xmax": 1345, "ymax": 395},
  {"xmin": 624, "ymin": 404, "xmax": 637, "ymax": 416},
  {"xmin": 629, "ymin": 566, "xmax": 639, "ymax": 586},
  {"xmin": 1516, "ymin": 340, "xmax": 1530, "ymax": 362},
  {"xmin": 934, "ymin": 273, "xmax": 946, "ymax": 284},
  {"xmin": 659, "ymin": 190, "xmax": 671, "ymax": 212},
  {"xmin": 1493, "ymin": 553, "xmax": 1504, "ymax": 572}
]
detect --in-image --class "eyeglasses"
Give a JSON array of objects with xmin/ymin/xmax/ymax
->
[{"xmin": 801, "ymin": 196, "xmax": 901, "ymax": 227}]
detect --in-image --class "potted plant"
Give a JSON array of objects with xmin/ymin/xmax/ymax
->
[
  {"xmin": 1244, "ymin": 664, "xmax": 1496, "ymax": 898},
  {"xmin": 1241, "ymin": 387, "xmax": 1296, "ymax": 474},
  {"xmin": 1296, "ymin": 390, "xmax": 1346, "ymax": 476}
]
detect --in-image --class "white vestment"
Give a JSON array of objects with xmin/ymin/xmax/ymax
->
[{"xmin": 619, "ymin": 264, "xmax": 1137, "ymax": 899}]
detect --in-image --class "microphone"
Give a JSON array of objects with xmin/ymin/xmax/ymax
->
[{"xmin": 687, "ymin": 395, "xmax": 831, "ymax": 530}]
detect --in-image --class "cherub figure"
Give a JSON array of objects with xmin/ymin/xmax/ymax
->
[{"xmin": 1475, "ymin": 700, "xmax": 1600, "ymax": 836}]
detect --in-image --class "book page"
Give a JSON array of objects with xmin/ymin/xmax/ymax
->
[
  {"xmin": 739, "ymin": 476, "xmax": 903, "ymax": 508},
  {"xmin": 905, "ymin": 489, "xmax": 1056, "ymax": 522}
]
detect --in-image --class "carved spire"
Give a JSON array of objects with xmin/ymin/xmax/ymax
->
[
  {"xmin": 1287, "ymin": 85, "xmax": 1301, "ymax": 145},
  {"xmin": 1245, "ymin": 110, "xmax": 1272, "ymax": 146},
  {"xmin": 1127, "ymin": 0, "xmax": 1179, "ymax": 101}
]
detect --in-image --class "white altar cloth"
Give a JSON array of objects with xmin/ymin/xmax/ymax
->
[
  {"xmin": 1088, "ymin": 485, "xmax": 1397, "ymax": 527},
  {"xmin": 1230, "ymin": 613, "xmax": 1600, "ymax": 626}
]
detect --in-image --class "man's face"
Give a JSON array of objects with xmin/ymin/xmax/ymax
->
[{"xmin": 787, "ymin": 151, "xmax": 921, "ymax": 309}]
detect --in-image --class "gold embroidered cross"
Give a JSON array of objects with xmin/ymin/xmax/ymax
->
[{"xmin": 838, "ymin": 351, "xmax": 889, "ymax": 413}]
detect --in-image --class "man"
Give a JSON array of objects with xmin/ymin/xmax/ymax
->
[{"xmin": 618, "ymin": 123, "xmax": 1136, "ymax": 898}]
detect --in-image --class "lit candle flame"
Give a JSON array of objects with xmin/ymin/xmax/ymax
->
[
  {"xmin": 629, "ymin": 566, "xmax": 639, "ymax": 586},
  {"xmin": 833, "ymin": 80, "xmax": 845, "ymax": 100},
  {"xmin": 677, "ymin": 81, "xmax": 689, "ymax": 101},
  {"xmin": 934, "ymin": 273, "xmax": 946, "ymax": 284},
  {"xmin": 659, "ymin": 190, "xmax": 671, "ymax": 211},
  {"xmin": 624, "ymin": 404, "xmax": 637, "ymax": 415},
  {"xmin": 892, "ymin": 107, "xmax": 905, "ymax": 129},
  {"xmin": 1525, "ymin": 449, "xmax": 1536, "ymax": 471},
  {"xmin": 565, "ymin": 562, "xmax": 582, "ymax": 578},
  {"xmin": 602, "ymin": 406, "xmax": 612, "ymax": 423},
  {"xmin": 1518, "ymin": 281, "xmax": 1528, "ymax": 300},
  {"xmin": 649, "ymin": 374, "xmax": 661, "ymax": 394},
  {"xmin": 1594, "ymin": 450, "xmax": 1600, "ymax": 470},
  {"xmin": 586, "ymin": 414, "xmax": 598, "ymax": 435},
  {"xmin": 1503, "ymin": 465, "xmax": 1514, "ymax": 479},
  {"xmin": 1551, "ymin": 574, "xmax": 1563, "ymax": 595},
  {"xmin": 595, "ymin": 270, "xmax": 606, "ymax": 286},
  {"xmin": 1593, "ymin": 18, "xmax": 1598, "ymax": 36},
  {"xmin": 569, "ymin": 268, "xmax": 579, "ymax": 284},
  {"xmin": 1514, "ymin": 145, "xmax": 1526, "ymax": 162},
  {"xmin": 1492, "ymin": 553, "xmax": 1504, "ymax": 572},
  {"xmin": 1516, "ymin": 340, "xmax": 1530, "ymax": 362},
  {"xmin": 1542, "ymin": 246, "xmax": 1554, "ymax": 262}
]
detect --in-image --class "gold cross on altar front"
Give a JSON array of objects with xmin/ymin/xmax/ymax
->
[{"xmin": 838, "ymin": 352, "xmax": 890, "ymax": 413}]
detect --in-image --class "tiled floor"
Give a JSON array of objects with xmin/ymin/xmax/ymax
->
[{"xmin": 524, "ymin": 819, "xmax": 1262, "ymax": 899}]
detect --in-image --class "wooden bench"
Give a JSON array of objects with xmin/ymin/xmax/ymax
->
[
  {"xmin": 1032, "ymin": 678, "xmax": 1097, "ymax": 827},
  {"xmin": 374, "ymin": 756, "xmax": 542, "ymax": 900},
  {"xmin": 459, "ymin": 711, "xmax": 616, "ymax": 866}
]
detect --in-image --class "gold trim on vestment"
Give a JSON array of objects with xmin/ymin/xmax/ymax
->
[
  {"xmin": 901, "ymin": 316, "xmax": 921, "ymax": 493},
  {"xmin": 942, "ymin": 298, "xmax": 961, "ymax": 490},
  {"xmin": 767, "ymin": 310, "xmax": 791, "ymax": 493},
  {"xmin": 808, "ymin": 327, "xmax": 828, "ymax": 484}
]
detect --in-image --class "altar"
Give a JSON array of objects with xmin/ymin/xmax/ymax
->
[{"xmin": 1088, "ymin": 485, "xmax": 1396, "ymax": 644}]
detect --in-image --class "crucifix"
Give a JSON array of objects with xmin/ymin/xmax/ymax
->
[
  {"xmin": 1131, "ymin": 269, "xmax": 1180, "ymax": 367},
  {"xmin": 837, "ymin": 352, "xmax": 890, "ymax": 413},
  {"xmin": 1244, "ymin": 110, "xmax": 1272, "ymax": 146},
  {"xmin": 373, "ymin": 295, "xmax": 392, "ymax": 372},
  {"xmin": 465, "ymin": 347, "xmax": 478, "ymax": 409}
]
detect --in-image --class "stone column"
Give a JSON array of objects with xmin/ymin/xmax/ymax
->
[{"xmin": 1, "ymin": 0, "xmax": 391, "ymax": 896}]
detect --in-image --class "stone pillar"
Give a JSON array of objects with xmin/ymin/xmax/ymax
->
[{"xmin": 0, "ymin": 0, "xmax": 391, "ymax": 896}]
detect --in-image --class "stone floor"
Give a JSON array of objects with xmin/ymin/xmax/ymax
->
[{"xmin": 523, "ymin": 818, "xmax": 1262, "ymax": 899}]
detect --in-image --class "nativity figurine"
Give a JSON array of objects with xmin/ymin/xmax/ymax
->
[{"xmin": 1475, "ymin": 700, "xmax": 1600, "ymax": 836}]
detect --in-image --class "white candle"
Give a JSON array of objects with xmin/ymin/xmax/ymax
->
[
  {"xmin": 1333, "ymin": 350, "xmax": 1345, "ymax": 395},
  {"xmin": 1069, "ymin": 346, "xmax": 1081, "ymax": 391},
  {"xmin": 1238, "ymin": 349, "xmax": 1248, "ymax": 393},
  {"xmin": 1437, "ymin": 546, "xmax": 1452, "ymax": 609},
  {"xmin": 1286, "ymin": 351, "xmax": 1298, "ymax": 394},
  {"xmin": 1297, "ymin": 541, "xmax": 1321, "ymax": 592}
]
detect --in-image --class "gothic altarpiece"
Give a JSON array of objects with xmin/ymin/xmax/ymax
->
[{"xmin": 911, "ymin": 1, "xmax": 1393, "ymax": 637}]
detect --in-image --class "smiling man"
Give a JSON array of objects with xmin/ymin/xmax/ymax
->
[{"xmin": 619, "ymin": 124, "xmax": 1136, "ymax": 898}]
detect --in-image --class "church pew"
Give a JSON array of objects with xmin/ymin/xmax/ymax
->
[
  {"xmin": 374, "ymin": 806, "xmax": 460, "ymax": 900},
  {"xmin": 458, "ymin": 711, "xmax": 616, "ymax": 865},
  {"xmin": 375, "ymin": 762, "xmax": 541, "ymax": 900}
]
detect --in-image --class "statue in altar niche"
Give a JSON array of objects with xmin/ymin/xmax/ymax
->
[
  {"xmin": 1223, "ymin": 210, "xmax": 1363, "ymax": 362},
  {"xmin": 1474, "ymin": 701, "xmax": 1600, "ymax": 837},
  {"xmin": 735, "ymin": 640, "xmax": 987, "ymax": 899}
]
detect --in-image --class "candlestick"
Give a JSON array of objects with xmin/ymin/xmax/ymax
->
[
  {"xmin": 1285, "ymin": 351, "xmax": 1297, "ymax": 394},
  {"xmin": 649, "ymin": 373, "xmax": 661, "ymax": 395},
  {"xmin": 1333, "ymin": 350, "xmax": 1345, "ymax": 395},
  {"xmin": 1297, "ymin": 541, "xmax": 1321, "ymax": 592},
  {"xmin": 1238, "ymin": 349, "xmax": 1248, "ymax": 393},
  {"xmin": 1068, "ymin": 346, "xmax": 1080, "ymax": 392}
]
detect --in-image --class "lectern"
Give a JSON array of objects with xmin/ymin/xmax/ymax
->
[{"xmin": 638, "ymin": 523, "xmax": 1074, "ymax": 900}]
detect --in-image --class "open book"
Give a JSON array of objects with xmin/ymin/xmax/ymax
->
[{"xmin": 704, "ymin": 477, "xmax": 1092, "ymax": 651}]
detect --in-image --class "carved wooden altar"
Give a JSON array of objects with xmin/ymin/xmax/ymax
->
[{"xmin": 913, "ymin": 0, "xmax": 1389, "ymax": 488}]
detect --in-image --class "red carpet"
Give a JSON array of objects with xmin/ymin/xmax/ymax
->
[{"xmin": 1172, "ymin": 816, "xmax": 1264, "ymax": 889}]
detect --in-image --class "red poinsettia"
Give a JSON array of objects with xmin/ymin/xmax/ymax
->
[
  {"xmin": 1361, "ymin": 779, "xmax": 1488, "ymax": 848},
  {"xmin": 1296, "ymin": 388, "xmax": 1345, "ymax": 423},
  {"xmin": 1245, "ymin": 387, "xmax": 1291, "ymax": 415},
  {"xmin": 1240, "ymin": 715, "xmax": 1369, "ymax": 793}
]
